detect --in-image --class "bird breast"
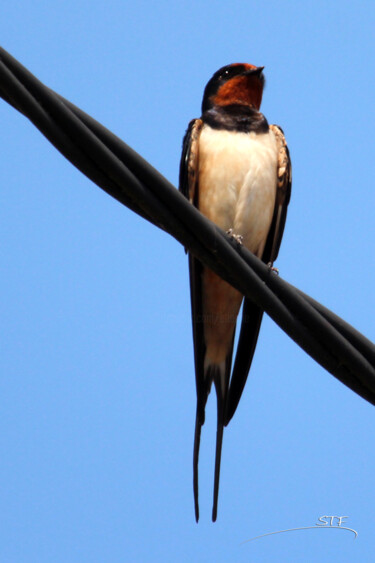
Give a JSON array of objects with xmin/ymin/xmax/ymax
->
[{"xmin": 198, "ymin": 124, "xmax": 278, "ymax": 257}]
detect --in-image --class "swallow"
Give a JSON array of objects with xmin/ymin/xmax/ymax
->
[{"xmin": 179, "ymin": 63, "xmax": 291, "ymax": 522}]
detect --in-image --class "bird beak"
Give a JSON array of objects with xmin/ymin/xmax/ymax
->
[{"xmin": 244, "ymin": 66, "xmax": 264, "ymax": 77}]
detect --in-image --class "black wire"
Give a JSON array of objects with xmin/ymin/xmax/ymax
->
[{"xmin": 1, "ymin": 46, "xmax": 375, "ymax": 406}]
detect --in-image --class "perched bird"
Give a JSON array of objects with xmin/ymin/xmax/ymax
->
[{"xmin": 179, "ymin": 63, "xmax": 291, "ymax": 522}]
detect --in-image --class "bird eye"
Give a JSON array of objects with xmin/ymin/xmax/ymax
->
[
  {"xmin": 219, "ymin": 66, "xmax": 242, "ymax": 81},
  {"xmin": 220, "ymin": 68, "xmax": 232, "ymax": 80}
]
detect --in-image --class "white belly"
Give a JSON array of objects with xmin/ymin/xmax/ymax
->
[{"xmin": 198, "ymin": 125, "xmax": 278, "ymax": 257}]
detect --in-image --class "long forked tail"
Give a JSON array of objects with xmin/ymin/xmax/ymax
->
[{"xmin": 193, "ymin": 360, "xmax": 230, "ymax": 522}]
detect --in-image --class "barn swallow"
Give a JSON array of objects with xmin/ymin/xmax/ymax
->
[{"xmin": 179, "ymin": 63, "xmax": 291, "ymax": 522}]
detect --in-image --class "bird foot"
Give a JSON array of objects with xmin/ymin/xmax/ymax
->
[
  {"xmin": 226, "ymin": 229, "xmax": 243, "ymax": 245},
  {"xmin": 267, "ymin": 262, "xmax": 279, "ymax": 275}
]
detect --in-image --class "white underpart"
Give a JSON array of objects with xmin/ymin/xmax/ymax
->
[{"xmin": 198, "ymin": 125, "xmax": 278, "ymax": 256}]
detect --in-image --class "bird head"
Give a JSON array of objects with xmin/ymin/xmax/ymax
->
[{"xmin": 201, "ymin": 63, "xmax": 265, "ymax": 114}]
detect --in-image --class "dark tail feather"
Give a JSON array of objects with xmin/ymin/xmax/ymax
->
[
  {"xmin": 211, "ymin": 364, "xmax": 227, "ymax": 522},
  {"xmin": 212, "ymin": 418, "xmax": 224, "ymax": 522},
  {"xmin": 194, "ymin": 357, "xmax": 231, "ymax": 522},
  {"xmin": 193, "ymin": 412, "xmax": 202, "ymax": 522}
]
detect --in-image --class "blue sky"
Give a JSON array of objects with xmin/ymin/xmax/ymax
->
[{"xmin": 1, "ymin": 1, "xmax": 375, "ymax": 561}]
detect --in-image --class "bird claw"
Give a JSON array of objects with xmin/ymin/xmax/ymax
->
[
  {"xmin": 267, "ymin": 262, "xmax": 279, "ymax": 275},
  {"xmin": 226, "ymin": 228, "xmax": 243, "ymax": 245}
]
